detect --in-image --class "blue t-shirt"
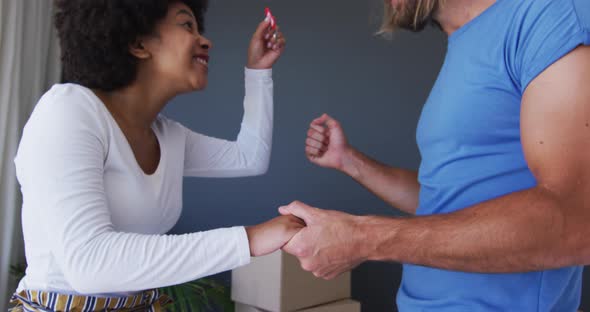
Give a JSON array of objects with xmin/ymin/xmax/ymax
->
[{"xmin": 398, "ymin": 0, "xmax": 590, "ymax": 311}]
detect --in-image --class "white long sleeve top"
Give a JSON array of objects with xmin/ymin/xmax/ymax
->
[{"xmin": 14, "ymin": 68, "xmax": 273, "ymax": 296}]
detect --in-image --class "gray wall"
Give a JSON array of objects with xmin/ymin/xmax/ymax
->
[{"xmin": 163, "ymin": 0, "xmax": 589, "ymax": 311}]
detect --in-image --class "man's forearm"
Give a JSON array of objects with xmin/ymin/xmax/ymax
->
[
  {"xmin": 342, "ymin": 147, "xmax": 420, "ymax": 215},
  {"xmin": 360, "ymin": 186, "xmax": 590, "ymax": 272}
]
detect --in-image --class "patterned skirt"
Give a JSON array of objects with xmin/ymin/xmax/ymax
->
[{"xmin": 8, "ymin": 289, "xmax": 173, "ymax": 312}]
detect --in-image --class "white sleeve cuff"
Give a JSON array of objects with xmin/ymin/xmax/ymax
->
[
  {"xmin": 233, "ymin": 226, "xmax": 252, "ymax": 266},
  {"xmin": 245, "ymin": 67, "xmax": 272, "ymax": 80}
]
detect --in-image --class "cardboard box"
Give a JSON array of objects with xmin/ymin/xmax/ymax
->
[
  {"xmin": 235, "ymin": 299, "xmax": 361, "ymax": 312},
  {"xmin": 235, "ymin": 303, "xmax": 270, "ymax": 312},
  {"xmin": 231, "ymin": 251, "xmax": 351, "ymax": 312}
]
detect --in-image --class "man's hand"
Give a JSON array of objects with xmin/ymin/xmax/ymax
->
[
  {"xmin": 305, "ymin": 113, "xmax": 421, "ymax": 214},
  {"xmin": 278, "ymin": 201, "xmax": 367, "ymax": 280},
  {"xmin": 305, "ymin": 114, "xmax": 356, "ymax": 174}
]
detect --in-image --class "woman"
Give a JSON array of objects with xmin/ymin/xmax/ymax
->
[{"xmin": 10, "ymin": 0, "xmax": 301, "ymax": 311}]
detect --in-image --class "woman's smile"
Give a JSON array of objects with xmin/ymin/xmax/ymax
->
[
  {"xmin": 193, "ymin": 54, "xmax": 209, "ymax": 71},
  {"xmin": 193, "ymin": 54, "xmax": 209, "ymax": 68}
]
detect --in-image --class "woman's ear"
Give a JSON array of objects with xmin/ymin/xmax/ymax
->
[{"xmin": 129, "ymin": 39, "xmax": 151, "ymax": 59}]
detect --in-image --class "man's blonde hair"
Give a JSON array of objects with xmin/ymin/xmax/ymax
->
[{"xmin": 378, "ymin": 0, "xmax": 441, "ymax": 34}]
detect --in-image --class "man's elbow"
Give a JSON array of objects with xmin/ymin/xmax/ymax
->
[
  {"xmin": 568, "ymin": 237, "xmax": 590, "ymax": 267},
  {"xmin": 547, "ymin": 229, "xmax": 590, "ymax": 268},
  {"xmin": 573, "ymin": 210, "xmax": 590, "ymax": 265}
]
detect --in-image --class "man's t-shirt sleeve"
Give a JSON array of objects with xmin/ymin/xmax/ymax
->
[{"xmin": 510, "ymin": 0, "xmax": 590, "ymax": 93}]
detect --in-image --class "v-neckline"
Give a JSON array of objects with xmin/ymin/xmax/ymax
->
[{"xmin": 84, "ymin": 86, "xmax": 164, "ymax": 177}]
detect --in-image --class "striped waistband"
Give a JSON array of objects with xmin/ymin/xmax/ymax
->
[{"xmin": 9, "ymin": 289, "xmax": 173, "ymax": 312}]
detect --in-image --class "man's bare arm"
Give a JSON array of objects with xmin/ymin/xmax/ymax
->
[
  {"xmin": 305, "ymin": 114, "xmax": 420, "ymax": 214},
  {"xmin": 342, "ymin": 147, "xmax": 420, "ymax": 215},
  {"xmin": 361, "ymin": 46, "xmax": 590, "ymax": 272}
]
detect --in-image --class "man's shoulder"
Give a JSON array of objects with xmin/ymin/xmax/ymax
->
[
  {"xmin": 488, "ymin": 0, "xmax": 570, "ymax": 22},
  {"xmin": 489, "ymin": 0, "xmax": 584, "ymax": 45},
  {"xmin": 572, "ymin": 0, "xmax": 590, "ymax": 33},
  {"xmin": 514, "ymin": 0, "xmax": 582, "ymax": 23},
  {"xmin": 508, "ymin": 0, "xmax": 590, "ymax": 92}
]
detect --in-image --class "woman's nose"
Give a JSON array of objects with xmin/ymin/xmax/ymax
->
[{"xmin": 199, "ymin": 35, "xmax": 213, "ymax": 50}]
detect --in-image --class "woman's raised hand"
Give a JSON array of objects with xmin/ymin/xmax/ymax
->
[{"xmin": 246, "ymin": 17, "xmax": 286, "ymax": 69}]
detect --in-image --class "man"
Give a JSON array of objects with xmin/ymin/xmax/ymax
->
[{"xmin": 280, "ymin": 0, "xmax": 590, "ymax": 310}]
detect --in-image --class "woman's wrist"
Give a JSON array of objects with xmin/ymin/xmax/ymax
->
[
  {"xmin": 246, "ymin": 63, "xmax": 271, "ymax": 70},
  {"xmin": 244, "ymin": 225, "xmax": 256, "ymax": 257}
]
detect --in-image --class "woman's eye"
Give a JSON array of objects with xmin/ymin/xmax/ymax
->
[{"xmin": 183, "ymin": 21, "xmax": 193, "ymax": 30}]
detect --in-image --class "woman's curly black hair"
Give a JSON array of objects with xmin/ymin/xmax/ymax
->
[{"xmin": 55, "ymin": 0, "xmax": 208, "ymax": 91}]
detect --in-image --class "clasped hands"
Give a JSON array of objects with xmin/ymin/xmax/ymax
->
[
  {"xmin": 246, "ymin": 114, "xmax": 370, "ymax": 280},
  {"xmin": 246, "ymin": 201, "xmax": 367, "ymax": 280}
]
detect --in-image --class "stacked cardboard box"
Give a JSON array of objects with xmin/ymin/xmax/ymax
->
[
  {"xmin": 231, "ymin": 251, "xmax": 360, "ymax": 312},
  {"xmin": 235, "ymin": 299, "xmax": 361, "ymax": 312}
]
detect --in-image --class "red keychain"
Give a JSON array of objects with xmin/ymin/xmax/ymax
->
[{"xmin": 265, "ymin": 7, "xmax": 277, "ymax": 30}]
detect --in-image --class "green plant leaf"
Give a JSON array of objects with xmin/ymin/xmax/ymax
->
[
  {"xmin": 160, "ymin": 278, "xmax": 231, "ymax": 312},
  {"xmin": 205, "ymin": 287, "xmax": 234, "ymax": 312},
  {"xmin": 9, "ymin": 264, "xmax": 26, "ymax": 281}
]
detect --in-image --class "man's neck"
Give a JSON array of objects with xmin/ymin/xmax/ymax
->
[{"xmin": 435, "ymin": 0, "xmax": 497, "ymax": 36}]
